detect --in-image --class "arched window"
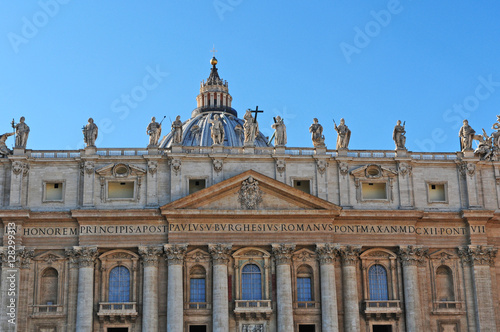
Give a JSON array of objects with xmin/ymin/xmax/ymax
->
[
  {"xmin": 297, "ymin": 265, "xmax": 313, "ymax": 302},
  {"xmin": 40, "ymin": 268, "xmax": 58, "ymax": 304},
  {"xmin": 436, "ymin": 265, "xmax": 454, "ymax": 301},
  {"xmin": 242, "ymin": 264, "xmax": 262, "ymax": 300},
  {"xmin": 109, "ymin": 266, "xmax": 130, "ymax": 302},
  {"xmin": 368, "ymin": 264, "xmax": 388, "ymax": 301},
  {"xmin": 189, "ymin": 265, "xmax": 206, "ymax": 304}
]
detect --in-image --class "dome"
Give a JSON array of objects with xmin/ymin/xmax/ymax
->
[
  {"xmin": 159, "ymin": 57, "xmax": 270, "ymax": 148},
  {"xmin": 159, "ymin": 108, "xmax": 270, "ymax": 148}
]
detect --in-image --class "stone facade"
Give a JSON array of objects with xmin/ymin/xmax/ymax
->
[{"xmin": 0, "ymin": 60, "xmax": 500, "ymax": 332}]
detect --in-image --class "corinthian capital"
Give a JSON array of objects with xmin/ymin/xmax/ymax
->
[
  {"xmin": 272, "ymin": 243, "xmax": 296, "ymax": 265},
  {"xmin": 338, "ymin": 245, "xmax": 361, "ymax": 266},
  {"xmin": 164, "ymin": 244, "xmax": 188, "ymax": 265},
  {"xmin": 138, "ymin": 245, "xmax": 163, "ymax": 267},
  {"xmin": 19, "ymin": 247, "xmax": 35, "ymax": 269},
  {"xmin": 458, "ymin": 245, "xmax": 497, "ymax": 266},
  {"xmin": 208, "ymin": 243, "xmax": 232, "ymax": 265},
  {"xmin": 398, "ymin": 245, "xmax": 427, "ymax": 267},
  {"xmin": 73, "ymin": 246, "xmax": 98, "ymax": 268},
  {"xmin": 316, "ymin": 243, "xmax": 339, "ymax": 265}
]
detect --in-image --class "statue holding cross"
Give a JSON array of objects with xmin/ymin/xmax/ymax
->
[{"xmin": 243, "ymin": 106, "xmax": 263, "ymax": 145}]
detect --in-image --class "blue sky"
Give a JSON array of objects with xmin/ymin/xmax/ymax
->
[{"xmin": 1, "ymin": 1, "xmax": 500, "ymax": 152}]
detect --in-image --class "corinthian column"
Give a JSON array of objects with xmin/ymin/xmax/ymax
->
[
  {"xmin": 398, "ymin": 245, "xmax": 427, "ymax": 332},
  {"xmin": 272, "ymin": 244, "xmax": 296, "ymax": 332},
  {"xmin": 316, "ymin": 244, "xmax": 339, "ymax": 332},
  {"xmin": 139, "ymin": 245, "xmax": 163, "ymax": 332},
  {"xmin": 164, "ymin": 244, "xmax": 188, "ymax": 332},
  {"xmin": 74, "ymin": 246, "xmax": 98, "ymax": 332},
  {"xmin": 209, "ymin": 243, "xmax": 232, "ymax": 332},
  {"xmin": 459, "ymin": 245, "xmax": 498, "ymax": 331},
  {"xmin": 338, "ymin": 245, "xmax": 361, "ymax": 332}
]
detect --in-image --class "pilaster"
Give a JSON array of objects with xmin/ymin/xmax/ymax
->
[
  {"xmin": 164, "ymin": 244, "xmax": 188, "ymax": 332},
  {"xmin": 272, "ymin": 244, "xmax": 295, "ymax": 332},
  {"xmin": 316, "ymin": 244, "xmax": 340, "ymax": 332},
  {"xmin": 209, "ymin": 243, "xmax": 232, "ymax": 332},
  {"xmin": 8, "ymin": 158, "xmax": 29, "ymax": 207},
  {"xmin": 74, "ymin": 246, "xmax": 98, "ymax": 332},
  {"xmin": 139, "ymin": 245, "xmax": 163, "ymax": 332},
  {"xmin": 338, "ymin": 245, "xmax": 361, "ymax": 332}
]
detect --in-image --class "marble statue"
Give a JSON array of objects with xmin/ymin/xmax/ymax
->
[
  {"xmin": 171, "ymin": 115, "xmax": 183, "ymax": 144},
  {"xmin": 309, "ymin": 118, "xmax": 325, "ymax": 147},
  {"xmin": 12, "ymin": 116, "xmax": 30, "ymax": 148},
  {"xmin": 272, "ymin": 116, "xmax": 287, "ymax": 146},
  {"xmin": 243, "ymin": 109, "xmax": 259, "ymax": 144},
  {"xmin": 474, "ymin": 129, "xmax": 493, "ymax": 161},
  {"xmin": 459, "ymin": 119, "xmax": 475, "ymax": 152},
  {"xmin": 209, "ymin": 114, "xmax": 225, "ymax": 145},
  {"xmin": 83, "ymin": 118, "xmax": 98, "ymax": 147},
  {"xmin": 146, "ymin": 116, "xmax": 162, "ymax": 147},
  {"xmin": 0, "ymin": 132, "xmax": 14, "ymax": 157},
  {"xmin": 393, "ymin": 120, "xmax": 406, "ymax": 150},
  {"xmin": 334, "ymin": 118, "xmax": 351, "ymax": 150}
]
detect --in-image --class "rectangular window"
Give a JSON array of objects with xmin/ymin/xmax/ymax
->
[
  {"xmin": 297, "ymin": 277, "xmax": 312, "ymax": 302},
  {"xmin": 361, "ymin": 182, "xmax": 387, "ymax": 200},
  {"xmin": 108, "ymin": 181, "xmax": 134, "ymax": 199},
  {"xmin": 428, "ymin": 183, "xmax": 446, "ymax": 202},
  {"xmin": 190, "ymin": 278, "xmax": 206, "ymax": 303},
  {"xmin": 44, "ymin": 182, "xmax": 64, "ymax": 202},
  {"xmin": 189, "ymin": 179, "xmax": 206, "ymax": 194},
  {"xmin": 293, "ymin": 180, "xmax": 311, "ymax": 194}
]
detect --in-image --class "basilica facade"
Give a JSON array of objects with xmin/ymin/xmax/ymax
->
[{"xmin": 0, "ymin": 58, "xmax": 499, "ymax": 332}]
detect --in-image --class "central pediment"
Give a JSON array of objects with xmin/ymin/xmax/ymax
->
[{"xmin": 161, "ymin": 170, "xmax": 341, "ymax": 217}]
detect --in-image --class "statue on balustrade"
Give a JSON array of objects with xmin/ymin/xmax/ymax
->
[
  {"xmin": 459, "ymin": 119, "xmax": 475, "ymax": 152},
  {"xmin": 0, "ymin": 132, "xmax": 14, "ymax": 157},
  {"xmin": 272, "ymin": 116, "xmax": 287, "ymax": 146},
  {"xmin": 309, "ymin": 118, "xmax": 325, "ymax": 148},
  {"xmin": 209, "ymin": 114, "xmax": 225, "ymax": 145},
  {"xmin": 334, "ymin": 118, "xmax": 350, "ymax": 150},
  {"xmin": 393, "ymin": 120, "xmax": 406, "ymax": 150},
  {"xmin": 12, "ymin": 116, "xmax": 30, "ymax": 148},
  {"xmin": 171, "ymin": 115, "xmax": 183, "ymax": 145},
  {"xmin": 83, "ymin": 118, "xmax": 98, "ymax": 147},
  {"xmin": 146, "ymin": 116, "xmax": 162, "ymax": 147},
  {"xmin": 243, "ymin": 109, "xmax": 259, "ymax": 145}
]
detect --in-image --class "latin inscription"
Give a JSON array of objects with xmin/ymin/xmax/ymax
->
[{"xmin": 13, "ymin": 224, "xmax": 485, "ymax": 237}]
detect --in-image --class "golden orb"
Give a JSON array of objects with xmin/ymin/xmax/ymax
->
[{"xmin": 210, "ymin": 57, "xmax": 218, "ymax": 65}]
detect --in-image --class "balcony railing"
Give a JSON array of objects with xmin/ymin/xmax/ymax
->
[
  {"xmin": 32, "ymin": 304, "xmax": 64, "ymax": 315},
  {"xmin": 98, "ymin": 302, "xmax": 137, "ymax": 315},
  {"xmin": 294, "ymin": 301, "xmax": 319, "ymax": 309},
  {"xmin": 433, "ymin": 301, "xmax": 464, "ymax": 311},
  {"xmin": 235, "ymin": 300, "xmax": 272, "ymax": 309},
  {"xmin": 185, "ymin": 302, "xmax": 210, "ymax": 310},
  {"xmin": 363, "ymin": 300, "xmax": 402, "ymax": 319}
]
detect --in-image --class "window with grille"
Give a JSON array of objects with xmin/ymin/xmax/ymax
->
[
  {"xmin": 109, "ymin": 266, "xmax": 130, "ymax": 302},
  {"xmin": 190, "ymin": 278, "xmax": 206, "ymax": 302},
  {"xmin": 297, "ymin": 277, "xmax": 312, "ymax": 301},
  {"xmin": 242, "ymin": 264, "xmax": 262, "ymax": 300},
  {"xmin": 368, "ymin": 264, "xmax": 389, "ymax": 300}
]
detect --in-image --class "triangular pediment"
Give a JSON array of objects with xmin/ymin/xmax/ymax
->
[{"xmin": 161, "ymin": 170, "xmax": 341, "ymax": 215}]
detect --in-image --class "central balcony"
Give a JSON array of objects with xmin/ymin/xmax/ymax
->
[
  {"xmin": 31, "ymin": 304, "xmax": 64, "ymax": 318},
  {"xmin": 234, "ymin": 300, "xmax": 273, "ymax": 320},
  {"xmin": 363, "ymin": 300, "xmax": 402, "ymax": 320},
  {"xmin": 97, "ymin": 302, "xmax": 138, "ymax": 323}
]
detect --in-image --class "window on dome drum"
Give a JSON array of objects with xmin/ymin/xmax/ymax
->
[
  {"xmin": 428, "ymin": 183, "xmax": 447, "ymax": 203},
  {"xmin": 108, "ymin": 181, "xmax": 134, "ymax": 199},
  {"xmin": 293, "ymin": 179, "xmax": 310, "ymax": 194},
  {"xmin": 296, "ymin": 265, "xmax": 313, "ymax": 307},
  {"xmin": 436, "ymin": 265, "xmax": 455, "ymax": 301},
  {"xmin": 368, "ymin": 264, "xmax": 389, "ymax": 301},
  {"xmin": 40, "ymin": 268, "xmax": 58, "ymax": 305},
  {"xmin": 43, "ymin": 182, "xmax": 64, "ymax": 202},
  {"xmin": 241, "ymin": 264, "xmax": 262, "ymax": 301},
  {"xmin": 361, "ymin": 182, "xmax": 387, "ymax": 200},
  {"xmin": 109, "ymin": 266, "xmax": 130, "ymax": 302},
  {"xmin": 189, "ymin": 179, "xmax": 206, "ymax": 194},
  {"xmin": 298, "ymin": 325, "xmax": 316, "ymax": 332},
  {"xmin": 189, "ymin": 325, "xmax": 207, "ymax": 332}
]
